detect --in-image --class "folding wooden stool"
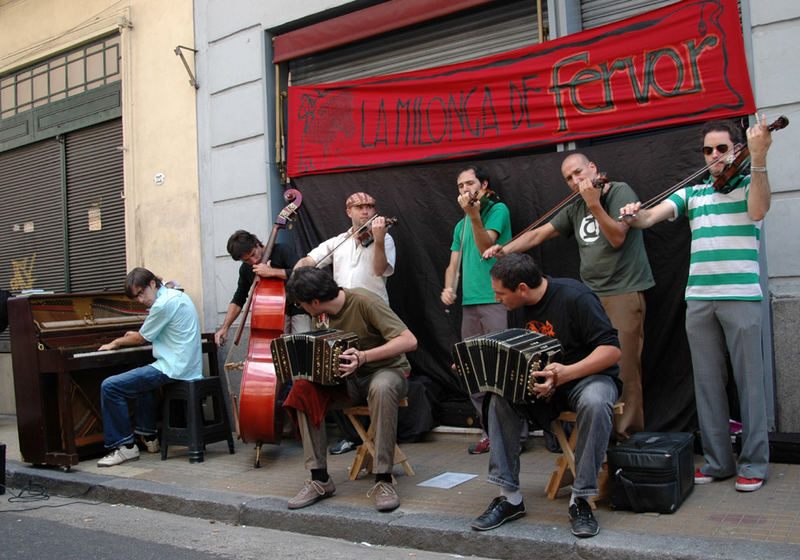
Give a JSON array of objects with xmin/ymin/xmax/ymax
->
[
  {"xmin": 343, "ymin": 397, "xmax": 414, "ymax": 480},
  {"xmin": 545, "ymin": 401, "xmax": 624, "ymax": 508}
]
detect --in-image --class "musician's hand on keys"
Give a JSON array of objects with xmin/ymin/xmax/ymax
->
[
  {"xmin": 441, "ymin": 287, "xmax": 456, "ymax": 306},
  {"xmin": 338, "ymin": 348, "xmax": 363, "ymax": 377},
  {"xmin": 98, "ymin": 341, "xmax": 118, "ymax": 352},
  {"xmin": 482, "ymin": 244, "xmax": 504, "ymax": 260},
  {"xmin": 532, "ymin": 363, "xmax": 561, "ymax": 399},
  {"xmin": 618, "ymin": 201, "xmax": 642, "ymax": 222}
]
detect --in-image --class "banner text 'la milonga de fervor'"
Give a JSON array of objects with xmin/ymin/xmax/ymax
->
[{"xmin": 287, "ymin": 0, "xmax": 754, "ymax": 176}]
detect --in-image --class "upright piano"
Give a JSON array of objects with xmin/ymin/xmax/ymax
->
[{"xmin": 8, "ymin": 291, "xmax": 219, "ymax": 468}]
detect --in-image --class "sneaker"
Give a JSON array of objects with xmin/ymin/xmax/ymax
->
[
  {"xmin": 287, "ymin": 478, "xmax": 336, "ymax": 509},
  {"xmin": 468, "ymin": 436, "xmax": 490, "ymax": 455},
  {"xmin": 97, "ymin": 445, "xmax": 140, "ymax": 467},
  {"xmin": 367, "ymin": 481, "xmax": 400, "ymax": 512},
  {"xmin": 471, "ymin": 496, "xmax": 526, "ymax": 531},
  {"xmin": 569, "ymin": 498, "xmax": 599, "ymax": 538},
  {"xmin": 330, "ymin": 439, "xmax": 356, "ymax": 455},
  {"xmin": 694, "ymin": 468, "xmax": 715, "ymax": 485},
  {"xmin": 735, "ymin": 476, "xmax": 764, "ymax": 492},
  {"xmin": 140, "ymin": 435, "xmax": 160, "ymax": 454}
]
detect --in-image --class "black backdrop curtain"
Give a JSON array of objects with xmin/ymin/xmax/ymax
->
[{"xmin": 290, "ymin": 123, "xmax": 706, "ymax": 433}]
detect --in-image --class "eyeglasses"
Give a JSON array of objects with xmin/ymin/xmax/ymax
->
[{"xmin": 701, "ymin": 144, "xmax": 731, "ymax": 156}]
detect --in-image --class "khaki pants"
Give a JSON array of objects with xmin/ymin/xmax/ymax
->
[
  {"xmin": 599, "ymin": 291, "xmax": 646, "ymax": 440},
  {"xmin": 297, "ymin": 368, "xmax": 408, "ymax": 474}
]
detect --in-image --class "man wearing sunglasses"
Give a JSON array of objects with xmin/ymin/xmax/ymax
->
[
  {"xmin": 95, "ymin": 268, "xmax": 202, "ymax": 467},
  {"xmin": 620, "ymin": 115, "xmax": 774, "ymax": 493}
]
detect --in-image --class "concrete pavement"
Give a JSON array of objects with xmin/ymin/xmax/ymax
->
[{"xmin": 2, "ymin": 414, "xmax": 799, "ymax": 560}]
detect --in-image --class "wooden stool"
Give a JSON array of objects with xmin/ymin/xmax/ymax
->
[
  {"xmin": 160, "ymin": 377, "xmax": 235, "ymax": 463},
  {"xmin": 343, "ymin": 397, "xmax": 414, "ymax": 480},
  {"xmin": 544, "ymin": 401, "xmax": 624, "ymax": 508}
]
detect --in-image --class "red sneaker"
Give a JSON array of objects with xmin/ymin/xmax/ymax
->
[
  {"xmin": 469, "ymin": 436, "xmax": 490, "ymax": 454},
  {"xmin": 694, "ymin": 468, "xmax": 715, "ymax": 484},
  {"xmin": 735, "ymin": 476, "xmax": 763, "ymax": 492}
]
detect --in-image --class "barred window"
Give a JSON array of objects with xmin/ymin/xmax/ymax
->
[{"xmin": 0, "ymin": 34, "xmax": 120, "ymax": 119}]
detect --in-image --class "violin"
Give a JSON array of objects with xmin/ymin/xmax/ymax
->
[
  {"xmin": 713, "ymin": 115, "xmax": 789, "ymax": 193},
  {"xmin": 357, "ymin": 217, "xmax": 399, "ymax": 247}
]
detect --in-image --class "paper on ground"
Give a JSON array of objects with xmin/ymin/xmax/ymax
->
[{"xmin": 417, "ymin": 472, "xmax": 478, "ymax": 489}]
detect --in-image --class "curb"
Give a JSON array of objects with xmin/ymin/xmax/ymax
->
[{"xmin": 5, "ymin": 459, "xmax": 798, "ymax": 560}]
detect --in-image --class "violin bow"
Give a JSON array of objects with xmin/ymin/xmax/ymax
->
[
  {"xmin": 503, "ymin": 173, "xmax": 608, "ymax": 247},
  {"xmin": 314, "ymin": 214, "xmax": 377, "ymax": 268}
]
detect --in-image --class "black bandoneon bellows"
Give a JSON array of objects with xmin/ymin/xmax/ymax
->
[
  {"xmin": 607, "ymin": 432, "xmax": 695, "ymax": 513},
  {"xmin": 452, "ymin": 328, "xmax": 563, "ymax": 403},
  {"xmin": 271, "ymin": 329, "xmax": 359, "ymax": 385}
]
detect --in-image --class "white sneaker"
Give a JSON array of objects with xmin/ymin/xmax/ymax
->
[
  {"xmin": 97, "ymin": 445, "xmax": 140, "ymax": 467},
  {"xmin": 140, "ymin": 436, "xmax": 160, "ymax": 453}
]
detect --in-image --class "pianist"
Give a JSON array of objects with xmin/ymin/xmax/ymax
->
[{"xmin": 96, "ymin": 267, "xmax": 202, "ymax": 467}]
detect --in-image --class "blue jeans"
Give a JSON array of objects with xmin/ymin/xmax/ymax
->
[
  {"xmin": 100, "ymin": 364, "xmax": 175, "ymax": 449},
  {"xmin": 487, "ymin": 374, "xmax": 618, "ymax": 498}
]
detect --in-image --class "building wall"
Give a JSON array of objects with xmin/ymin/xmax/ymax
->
[
  {"xmin": 748, "ymin": 1, "xmax": 800, "ymax": 431},
  {"xmin": 0, "ymin": 0, "xmax": 201, "ymax": 413},
  {"xmin": 194, "ymin": 0, "xmax": 351, "ymax": 337}
]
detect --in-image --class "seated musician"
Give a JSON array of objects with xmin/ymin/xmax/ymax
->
[
  {"xmin": 472, "ymin": 253, "xmax": 621, "ymax": 538},
  {"xmin": 214, "ymin": 230, "xmax": 310, "ymax": 347},
  {"xmin": 97, "ymin": 267, "xmax": 202, "ymax": 467},
  {"xmin": 283, "ymin": 266, "xmax": 417, "ymax": 511}
]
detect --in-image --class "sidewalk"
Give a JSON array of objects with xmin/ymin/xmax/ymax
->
[{"xmin": 2, "ymin": 414, "xmax": 799, "ymax": 560}]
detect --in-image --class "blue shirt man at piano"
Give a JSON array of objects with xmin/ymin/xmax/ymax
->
[{"xmin": 96, "ymin": 267, "xmax": 202, "ymax": 467}]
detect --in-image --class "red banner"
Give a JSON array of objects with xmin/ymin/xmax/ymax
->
[{"xmin": 287, "ymin": 0, "xmax": 754, "ymax": 176}]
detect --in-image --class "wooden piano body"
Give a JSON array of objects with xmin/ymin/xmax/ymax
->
[{"xmin": 8, "ymin": 291, "xmax": 219, "ymax": 467}]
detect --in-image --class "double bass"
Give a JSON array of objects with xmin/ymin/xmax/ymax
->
[{"xmin": 233, "ymin": 188, "xmax": 302, "ymax": 467}]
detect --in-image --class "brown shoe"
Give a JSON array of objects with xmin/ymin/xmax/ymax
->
[
  {"xmin": 368, "ymin": 481, "xmax": 400, "ymax": 512},
  {"xmin": 287, "ymin": 478, "xmax": 335, "ymax": 509}
]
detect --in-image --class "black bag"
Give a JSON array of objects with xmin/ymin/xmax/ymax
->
[{"xmin": 607, "ymin": 432, "xmax": 695, "ymax": 514}]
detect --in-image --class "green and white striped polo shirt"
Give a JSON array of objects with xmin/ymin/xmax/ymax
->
[{"xmin": 667, "ymin": 175, "xmax": 762, "ymax": 301}]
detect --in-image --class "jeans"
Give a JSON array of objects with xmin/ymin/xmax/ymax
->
[
  {"xmin": 100, "ymin": 364, "xmax": 175, "ymax": 449},
  {"xmin": 487, "ymin": 374, "xmax": 618, "ymax": 497}
]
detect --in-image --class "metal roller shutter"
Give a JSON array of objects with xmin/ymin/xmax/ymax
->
[
  {"xmin": 0, "ymin": 138, "xmax": 65, "ymax": 349},
  {"xmin": 0, "ymin": 138, "xmax": 66, "ymax": 293},
  {"xmin": 289, "ymin": 0, "xmax": 545, "ymax": 84},
  {"xmin": 65, "ymin": 119, "xmax": 125, "ymax": 292},
  {"xmin": 580, "ymin": 0, "xmax": 713, "ymax": 30}
]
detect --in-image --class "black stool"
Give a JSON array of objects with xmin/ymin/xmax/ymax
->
[{"xmin": 160, "ymin": 377, "xmax": 235, "ymax": 463}]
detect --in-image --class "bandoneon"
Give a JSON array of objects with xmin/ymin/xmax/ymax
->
[
  {"xmin": 452, "ymin": 329, "xmax": 563, "ymax": 403},
  {"xmin": 271, "ymin": 329, "xmax": 360, "ymax": 385}
]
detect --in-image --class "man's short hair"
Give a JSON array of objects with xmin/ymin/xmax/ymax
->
[
  {"xmin": 285, "ymin": 266, "xmax": 340, "ymax": 304},
  {"xmin": 125, "ymin": 267, "xmax": 162, "ymax": 298},
  {"xmin": 226, "ymin": 230, "xmax": 261, "ymax": 261},
  {"xmin": 701, "ymin": 120, "xmax": 742, "ymax": 145},
  {"xmin": 490, "ymin": 253, "xmax": 543, "ymax": 292},
  {"xmin": 457, "ymin": 164, "xmax": 490, "ymax": 186}
]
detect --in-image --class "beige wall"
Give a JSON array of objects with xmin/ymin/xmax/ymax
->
[{"xmin": 1, "ymin": 0, "xmax": 202, "ymax": 413}]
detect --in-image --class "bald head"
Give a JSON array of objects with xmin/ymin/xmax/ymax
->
[{"xmin": 561, "ymin": 153, "xmax": 597, "ymax": 192}]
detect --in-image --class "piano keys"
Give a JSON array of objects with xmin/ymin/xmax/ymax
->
[{"xmin": 8, "ymin": 291, "xmax": 219, "ymax": 468}]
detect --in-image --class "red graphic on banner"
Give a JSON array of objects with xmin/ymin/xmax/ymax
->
[{"xmin": 288, "ymin": 0, "xmax": 754, "ymax": 176}]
